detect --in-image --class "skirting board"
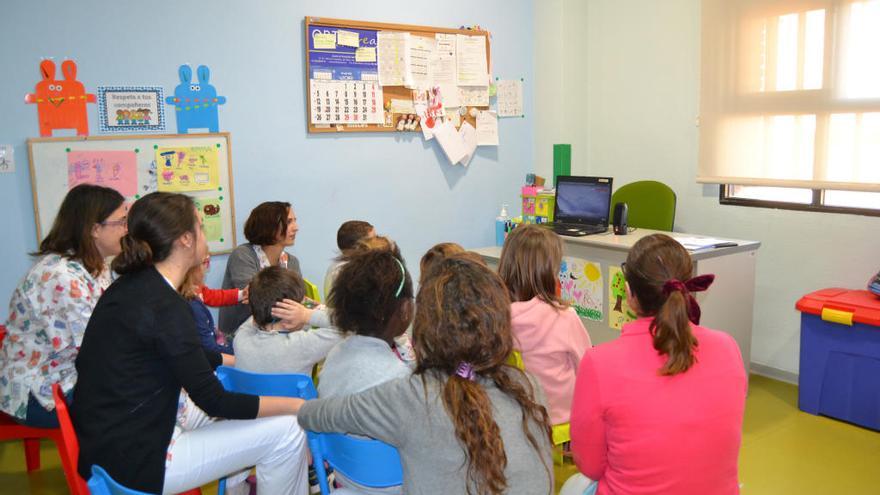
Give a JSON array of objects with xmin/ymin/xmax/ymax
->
[{"xmin": 750, "ymin": 362, "xmax": 799, "ymax": 386}]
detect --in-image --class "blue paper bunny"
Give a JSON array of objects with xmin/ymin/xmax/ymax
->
[{"xmin": 166, "ymin": 64, "xmax": 226, "ymax": 133}]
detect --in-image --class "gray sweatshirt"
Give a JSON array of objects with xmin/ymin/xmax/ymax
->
[
  {"xmin": 232, "ymin": 316, "xmax": 342, "ymax": 376},
  {"xmin": 298, "ymin": 370, "xmax": 554, "ymax": 495}
]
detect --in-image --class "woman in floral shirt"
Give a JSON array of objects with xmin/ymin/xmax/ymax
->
[{"xmin": 0, "ymin": 184, "xmax": 126, "ymax": 427}]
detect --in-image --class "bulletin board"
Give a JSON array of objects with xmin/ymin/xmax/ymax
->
[
  {"xmin": 27, "ymin": 133, "xmax": 237, "ymax": 254},
  {"xmin": 305, "ymin": 16, "xmax": 492, "ymax": 133}
]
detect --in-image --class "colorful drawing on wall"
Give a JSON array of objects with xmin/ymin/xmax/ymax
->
[
  {"xmin": 98, "ymin": 86, "xmax": 166, "ymax": 133},
  {"xmin": 25, "ymin": 60, "xmax": 95, "ymax": 137},
  {"xmin": 67, "ymin": 150, "xmax": 138, "ymax": 197},
  {"xmin": 559, "ymin": 257, "xmax": 603, "ymax": 321},
  {"xmin": 608, "ymin": 265, "xmax": 638, "ymax": 330},
  {"xmin": 155, "ymin": 145, "xmax": 220, "ymax": 192},
  {"xmin": 194, "ymin": 197, "xmax": 223, "ymax": 242},
  {"xmin": 166, "ymin": 65, "xmax": 226, "ymax": 133}
]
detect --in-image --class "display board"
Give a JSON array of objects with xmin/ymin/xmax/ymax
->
[
  {"xmin": 28, "ymin": 133, "xmax": 236, "ymax": 254},
  {"xmin": 305, "ymin": 16, "xmax": 491, "ymax": 133}
]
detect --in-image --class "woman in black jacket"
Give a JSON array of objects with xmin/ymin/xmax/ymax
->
[{"xmin": 72, "ymin": 192, "xmax": 309, "ymax": 494}]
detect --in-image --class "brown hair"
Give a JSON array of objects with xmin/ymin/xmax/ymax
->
[
  {"xmin": 413, "ymin": 254, "xmax": 553, "ymax": 495},
  {"xmin": 112, "ymin": 192, "xmax": 197, "ymax": 275},
  {"xmin": 249, "ymin": 266, "xmax": 305, "ymax": 327},
  {"xmin": 329, "ymin": 249, "xmax": 413, "ymax": 338},
  {"xmin": 337, "ymin": 220, "xmax": 374, "ymax": 253},
  {"xmin": 35, "ymin": 184, "xmax": 125, "ymax": 276},
  {"xmin": 497, "ymin": 225, "xmax": 566, "ymax": 308},
  {"xmin": 419, "ymin": 242, "xmax": 465, "ymax": 285},
  {"xmin": 623, "ymin": 233, "xmax": 698, "ymax": 375},
  {"xmin": 180, "ymin": 259, "xmax": 207, "ymax": 300},
  {"xmin": 244, "ymin": 201, "xmax": 290, "ymax": 246}
]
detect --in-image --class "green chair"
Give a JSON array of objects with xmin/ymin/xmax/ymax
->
[{"xmin": 610, "ymin": 181, "xmax": 676, "ymax": 231}]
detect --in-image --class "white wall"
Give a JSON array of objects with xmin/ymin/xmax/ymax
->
[{"xmin": 537, "ymin": 0, "xmax": 880, "ymax": 376}]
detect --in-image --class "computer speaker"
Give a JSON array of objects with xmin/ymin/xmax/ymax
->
[{"xmin": 613, "ymin": 202, "xmax": 628, "ymax": 235}]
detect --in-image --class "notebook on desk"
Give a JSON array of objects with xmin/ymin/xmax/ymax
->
[{"xmin": 543, "ymin": 176, "xmax": 613, "ymax": 237}]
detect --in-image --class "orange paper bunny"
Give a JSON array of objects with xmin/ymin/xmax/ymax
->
[{"xmin": 25, "ymin": 60, "xmax": 95, "ymax": 136}]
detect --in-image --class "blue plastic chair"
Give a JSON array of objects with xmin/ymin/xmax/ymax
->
[
  {"xmin": 311, "ymin": 432, "xmax": 403, "ymax": 492},
  {"xmin": 86, "ymin": 465, "xmax": 152, "ymax": 495},
  {"xmin": 214, "ymin": 366, "xmax": 324, "ymax": 494}
]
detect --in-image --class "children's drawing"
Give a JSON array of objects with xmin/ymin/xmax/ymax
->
[
  {"xmin": 67, "ymin": 151, "xmax": 137, "ymax": 196},
  {"xmin": 608, "ymin": 265, "xmax": 637, "ymax": 330},
  {"xmin": 155, "ymin": 145, "xmax": 219, "ymax": 192},
  {"xmin": 25, "ymin": 60, "xmax": 95, "ymax": 136},
  {"xmin": 194, "ymin": 197, "xmax": 223, "ymax": 242},
  {"xmin": 166, "ymin": 65, "xmax": 226, "ymax": 133},
  {"xmin": 559, "ymin": 257, "xmax": 603, "ymax": 321}
]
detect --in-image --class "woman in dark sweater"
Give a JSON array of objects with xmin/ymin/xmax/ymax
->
[{"xmin": 72, "ymin": 192, "xmax": 309, "ymax": 494}]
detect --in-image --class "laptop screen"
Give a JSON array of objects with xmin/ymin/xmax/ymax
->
[{"xmin": 555, "ymin": 177, "xmax": 612, "ymax": 225}]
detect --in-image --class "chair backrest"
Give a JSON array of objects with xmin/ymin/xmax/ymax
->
[
  {"xmin": 215, "ymin": 366, "xmax": 317, "ymax": 400},
  {"xmin": 303, "ymin": 277, "xmax": 321, "ymax": 303},
  {"xmin": 87, "ymin": 465, "xmax": 152, "ymax": 495},
  {"xmin": 610, "ymin": 180, "xmax": 676, "ymax": 231},
  {"xmin": 215, "ymin": 366, "xmax": 327, "ymax": 492},
  {"xmin": 52, "ymin": 384, "xmax": 90, "ymax": 495},
  {"xmin": 317, "ymin": 432, "xmax": 403, "ymax": 488}
]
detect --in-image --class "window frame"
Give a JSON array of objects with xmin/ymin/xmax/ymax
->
[{"xmin": 719, "ymin": 185, "xmax": 880, "ymax": 216}]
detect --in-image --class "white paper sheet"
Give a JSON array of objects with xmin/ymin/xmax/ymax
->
[
  {"xmin": 476, "ymin": 110, "xmax": 499, "ymax": 146},
  {"xmin": 459, "ymin": 86, "xmax": 489, "ymax": 107},
  {"xmin": 377, "ymin": 31, "xmax": 409, "ymax": 86},
  {"xmin": 407, "ymin": 35, "xmax": 435, "ymax": 89},
  {"xmin": 496, "ymin": 80, "xmax": 524, "ymax": 117},
  {"xmin": 438, "ymin": 83, "xmax": 461, "ymax": 108},
  {"xmin": 433, "ymin": 33, "xmax": 457, "ymax": 84},
  {"xmin": 456, "ymin": 34, "xmax": 489, "ymax": 86},
  {"xmin": 433, "ymin": 121, "xmax": 468, "ymax": 164},
  {"xmin": 458, "ymin": 122, "xmax": 478, "ymax": 166},
  {"xmin": 447, "ymin": 108, "xmax": 462, "ymax": 128}
]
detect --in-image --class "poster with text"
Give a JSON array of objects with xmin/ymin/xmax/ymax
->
[
  {"xmin": 155, "ymin": 146, "xmax": 219, "ymax": 192},
  {"xmin": 67, "ymin": 150, "xmax": 138, "ymax": 196},
  {"xmin": 559, "ymin": 257, "xmax": 603, "ymax": 321},
  {"xmin": 194, "ymin": 197, "xmax": 223, "ymax": 242},
  {"xmin": 608, "ymin": 265, "xmax": 637, "ymax": 330},
  {"xmin": 98, "ymin": 86, "xmax": 165, "ymax": 133}
]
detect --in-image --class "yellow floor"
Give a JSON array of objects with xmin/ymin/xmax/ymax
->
[{"xmin": 2, "ymin": 375, "xmax": 879, "ymax": 494}]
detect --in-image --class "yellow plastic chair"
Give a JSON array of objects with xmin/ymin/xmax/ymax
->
[
  {"xmin": 508, "ymin": 350, "xmax": 572, "ymax": 465},
  {"xmin": 304, "ymin": 278, "xmax": 320, "ymax": 303}
]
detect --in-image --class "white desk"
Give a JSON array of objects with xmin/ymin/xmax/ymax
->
[{"xmin": 472, "ymin": 229, "xmax": 761, "ymax": 372}]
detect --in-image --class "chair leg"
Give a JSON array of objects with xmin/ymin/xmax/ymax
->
[{"xmin": 24, "ymin": 438, "xmax": 41, "ymax": 472}]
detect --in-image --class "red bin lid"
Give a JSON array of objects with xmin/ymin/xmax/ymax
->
[{"xmin": 795, "ymin": 288, "xmax": 880, "ymax": 326}]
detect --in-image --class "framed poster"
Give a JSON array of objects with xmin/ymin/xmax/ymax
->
[{"xmin": 97, "ymin": 86, "xmax": 166, "ymax": 133}]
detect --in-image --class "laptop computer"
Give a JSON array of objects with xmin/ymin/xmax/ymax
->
[{"xmin": 545, "ymin": 176, "xmax": 613, "ymax": 236}]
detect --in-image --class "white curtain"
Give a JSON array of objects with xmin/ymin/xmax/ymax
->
[{"xmin": 699, "ymin": 0, "xmax": 880, "ymax": 192}]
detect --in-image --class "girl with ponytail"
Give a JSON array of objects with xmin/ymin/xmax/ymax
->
[
  {"xmin": 570, "ymin": 234, "xmax": 747, "ymax": 495},
  {"xmin": 296, "ymin": 253, "xmax": 554, "ymax": 494},
  {"xmin": 73, "ymin": 192, "xmax": 310, "ymax": 495}
]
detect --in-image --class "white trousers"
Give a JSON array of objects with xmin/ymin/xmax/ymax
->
[{"xmin": 163, "ymin": 415, "xmax": 309, "ymax": 495}]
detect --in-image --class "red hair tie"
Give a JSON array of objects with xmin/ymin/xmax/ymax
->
[{"xmin": 661, "ymin": 274, "xmax": 715, "ymax": 325}]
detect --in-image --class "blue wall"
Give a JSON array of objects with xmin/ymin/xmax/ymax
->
[{"xmin": 0, "ymin": 0, "xmax": 534, "ymax": 313}]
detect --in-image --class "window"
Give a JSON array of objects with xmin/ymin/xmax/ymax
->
[{"xmin": 701, "ymin": 0, "xmax": 880, "ymax": 214}]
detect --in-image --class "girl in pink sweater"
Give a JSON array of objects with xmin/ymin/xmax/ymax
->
[
  {"xmin": 498, "ymin": 225, "xmax": 592, "ymax": 426},
  {"xmin": 570, "ymin": 233, "xmax": 746, "ymax": 495}
]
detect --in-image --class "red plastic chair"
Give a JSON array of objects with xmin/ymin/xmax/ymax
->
[
  {"xmin": 52, "ymin": 384, "xmax": 203, "ymax": 495},
  {"xmin": 52, "ymin": 383, "xmax": 89, "ymax": 495},
  {"xmin": 0, "ymin": 325, "xmax": 65, "ymax": 474}
]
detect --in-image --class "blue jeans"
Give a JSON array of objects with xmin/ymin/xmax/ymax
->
[{"xmin": 12, "ymin": 391, "xmax": 73, "ymax": 429}]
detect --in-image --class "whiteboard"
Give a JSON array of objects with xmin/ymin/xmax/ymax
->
[{"xmin": 27, "ymin": 132, "xmax": 236, "ymax": 254}]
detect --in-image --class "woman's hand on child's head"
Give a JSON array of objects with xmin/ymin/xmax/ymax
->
[
  {"xmin": 271, "ymin": 298, "xmax": 313, "ymax": 331},
  {"xmin": 240, "ymin": 285, "xmax": 249, "ymax": 304}
]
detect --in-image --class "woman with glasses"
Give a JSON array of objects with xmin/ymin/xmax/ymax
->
[{"xmin": 0, "ymin": 184, "xmax": 127, "ymax": 427}]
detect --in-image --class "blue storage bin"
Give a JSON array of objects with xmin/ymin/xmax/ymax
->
[{"xmin": 796, "ymin": 288, "xmax": 880, "ymax": 430}]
